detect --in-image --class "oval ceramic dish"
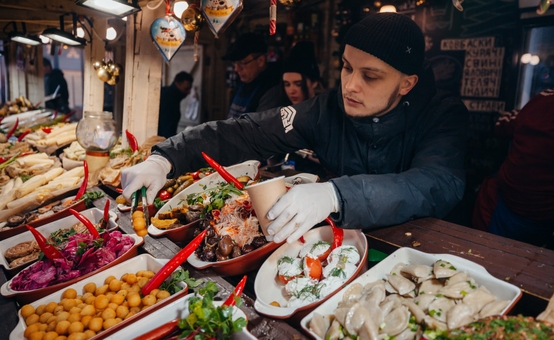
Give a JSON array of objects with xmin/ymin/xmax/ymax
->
[
  {"xmin": 0, "ymin": 192, "xmax": 86, "ymax": 241},
  {"xmin": 254, "ymin": 226, "xmax": 369, "ymax": 320},
  {"xmin": 147, "ymin": 160, "xmax": 261, "ymax": 243},
  {"xmin": 187, "ymin": 239, "xmax": 284, "ymax": 276},
  {"xmin": 299, "ymin": 247, "xmax": 523, "ymax": 340},
  {"xmin": 0, "ymin": 207, "xmax": 118, "ymax": 274},
  {"xmin": 103, "ymin": 293, "xmax": 255, "ymax": 339},
  {"xmin": 0, "ymin": 233, "xmax": 144, "ymax": 304},
  {"xmin": 9, "ymin": 254, "xmax": 190, "ymax": 340}
]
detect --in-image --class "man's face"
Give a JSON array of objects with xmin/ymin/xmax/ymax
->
[
  {"xmin": 234, "ymin": 54, "xmax": 265, "ymax": 83},
  {"xmin": 340, "ymin": 45, "xmax": 418, "ymax": 118},
  {"xmin": 175, "ymin": 80, "xmax": 192, "ymax": 96}
]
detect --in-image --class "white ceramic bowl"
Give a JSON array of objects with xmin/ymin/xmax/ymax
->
[
  {"xmin": 103, "ymin": 293, "xmax": 255, "ymax": 339},
  {"xmin": 300, "ymin": 247, "xmax": 523, "ymax": 339},
  {"xmin": 1, "ymin": 233, "xmax": 144, "ymax": 304},
  {"xmin": 254, "ymin": 225, "xmax": 369, "ymax": 319},
  {"xmin": 9, "ymin": 254, "xmax": 190, "ymax": 340},
  {"xmin": 0, "ymin": 207, "xmax": 118, "ymax": 273}
]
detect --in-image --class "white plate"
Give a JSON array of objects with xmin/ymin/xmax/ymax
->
[
  {"xmin": 104, "ymin": 293, "xmax": 255, "ymax": 339},
  {"xmin": 147, "ymin": 160, "xmax": 260, "ymax": 237},
  {"xmin": 300, "ymin": 247, "xmax": 523, "ymax": 339},
  {"xmin": 0, "ymin": 207, "xmax": 118, "ymax": 271},
  {"xmin": 254, "ymin": 226, "xmax": 368, "ymax": 319},
  {"xmin": 9, "ymin": 254, "xmax": 190, "ymax": 340}
]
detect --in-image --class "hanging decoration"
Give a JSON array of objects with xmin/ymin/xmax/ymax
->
[
  {"xmin": 200, "ymin": 0, "xmax": 243, "ymax": 38},
  {"xmin": 269, "ymin": 0, "xmax": 277, "ymax": 35},
  {"xmin": 452, "ymin": 0, "xmax": 464, "ymax": 11},
  {"xmin": 278, "ymin": 0, "xmax": 301, "ymax": 8},
  {"xmin": 151, "ymin": 0, "xmax": 187, "ymax": 62},
  {"xmin": 93, "ymin": 60, "xmax": 122, "ymax": 85},
  {"xmin": 181, "ymin": 4, "xmax": 205, "ymax": 61},
  {"xmin": 536, "ymin": 0, "xmax": 551, "ymax": 14}
]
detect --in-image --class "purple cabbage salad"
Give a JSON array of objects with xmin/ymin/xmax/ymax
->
[{"xmin": 10, "ymin": 230, "xmax": 134, "ymax": 291}]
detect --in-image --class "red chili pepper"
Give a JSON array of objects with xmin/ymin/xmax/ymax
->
[
  {"xmin": 26, "ymin": 225, "xmax": 64, "ymax": 261},
  {"xmin": 19, "ymin": 151, "xmax": 35, "ymax": 157},
  {"xmin": 75, "ymin": 160, "xmax": 89, "ymax": 200},
  {"xmin": 41, "ymin": 127, "xmax": 53, "ymax": 134},
  {"xmin": 69, "ymin": 208, "xmax": 100, "ymax": 239},
  {"xmin": 190, "ymin": 171, "xmax": 201, "ymax": 181},
  {"xmin": 0, "ymin": 116, "xmax": 4, "ymax": 124},
  {"xmin": 141, "ymin": 229, "xmax": 208, "ymax": 296},
  {"xmin": 101, "ymin": 200, "xmax": 110, "ymax": 230},
  {"xmin": 6, "ymin": 118, "xmax": 19, "ymax": 139},
  {"xmin": 201, "ymin": 152, "xmax": 244, "ymax": 190},
  {"xmin": 325, "ymin": 217, "xmax": 343, "ymax": 250},
  {"xmin": 52, "ymin": 109, "xmax": 58, "ymax": 119},
  {"xmin": 62, "ymin": 110, "xmax": 76, "ymax": 122},
  {"xmin": 126, "ymin": 129, "xmax": 139, "ymax": 152},
  {"xmin": 223, "ymin": 275, "xmax": 247, "ymax": 307},
  {"xmin": 133, "ymin": 319, "xmax": 180, "ymax": 340},
  {"xmin": 157, "ymin": 190, "xmax": 171, "ymax": 201},
  {"xmin": 17, "ymin": 129, "xmax": 31, "ymax": 142}
]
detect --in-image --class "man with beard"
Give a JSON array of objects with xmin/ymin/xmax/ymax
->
[{"xmin": 121, "ymin": 13, "xmax": 468, "ymax": 244}]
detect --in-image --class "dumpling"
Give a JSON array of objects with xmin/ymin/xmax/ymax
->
[
  {"xmin": 381, "ymin": 305, "xmax": 410, "ymax": 336},
  {"xmin": 446, "ymin": 303, "xmax": 475, "ymax": 330},
  {"xmin": 433, "ymin": 260, "xmax": 459, "ymax": 279},
  {"xmin": 427, "ymin": 297, "xmax": 456, "ymax": 323},
  {"xmin": 342, "ymin": 283, "xmax": 363, "ymax": 303},
  {"xmin": 444, "ymin": 271, "xmax": 469, "ymax": 286},
  {"xmin": 414, "ymin": 294, "xmax": 436, "ymax": 312},
  {"xmin": 325, "ymin": 319, "xmax": 342, "ymax": 340},
  {"xmin": 360, "ymin": 283, "xmax": 386, "ymax": 307},
  {"xmin": 401, "ymin": 264, "xmax": 434, "ymax": 283},
  {"xmin": 438, "ymin": 280, "xmax": 475, "ymax": 299},
  {"xmin": 309, "ymin": 313, "xmax": 334, "ymax": 338},
  {"xmin": 424, "ymin": 314, "xmax": 448, "ymax": 331},
  {"xmin": 479, "ymin": 299, "xmax": 510, "ymax": 318},
  {"xmin": 402, "ymin": 299, "xmax": 426, "ymax": 324},
  {"xmin": 387, "ymin": 274, "xmax": 416, "ymax": 296},
  {"xmin": 463, "ymin": 286, "xmax": 496, "ymax": 313}
]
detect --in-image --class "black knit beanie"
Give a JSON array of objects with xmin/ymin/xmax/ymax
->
[
  {"xmin": 343, "ymin": 12, "xmax": 425, "ymax": 75},
  {"xmin": 283, "ymin": 41, "xmax": 320, "ymax": 81}
]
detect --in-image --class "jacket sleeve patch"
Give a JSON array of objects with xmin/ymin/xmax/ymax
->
[{"xmin": 280, "ymin": 106, "xmax": 296, "ymax": 133}]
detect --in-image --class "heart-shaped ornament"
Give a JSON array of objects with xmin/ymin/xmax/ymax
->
[
  {"xmin": 201, "ymin": 0, "xmax": 243, "ymax": 38},
  {"xmin": 150, "ymin": 16, "xmax": 187, "ymax": 62}
]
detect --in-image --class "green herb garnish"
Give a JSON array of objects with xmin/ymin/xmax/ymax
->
[
  {"xmin": 178, "ymin": 281, "xmax": 246, "ymax": 338},
  {"xmin": 76, "ymin": 242, "xmax": 88, "ymax": 256},
  {"xmin": 160, "ymin": 268, "xmax": 203, "ymax": 295},
  {"xmin": 277, "ymin": 256, "xmax": 295, "ymax": 266}
]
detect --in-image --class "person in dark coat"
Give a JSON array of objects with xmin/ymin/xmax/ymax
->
[
  {"xmin": 43, "ymin": 58, "xmax": 70, "ymax": 114},
  {"xmin": 121, "ymin": 13, "xmax": 468, "ymax": 244},
  {"xmin": 158, "ymin": 71, "xmax": 193, "ymax": 138},
  {"xmin": 472, "ymin": 88, "xmax": 554, "ymax": 247},
  {"xmin": 223, "ymin": 33, "xmax": 281, "ymax": 119}
]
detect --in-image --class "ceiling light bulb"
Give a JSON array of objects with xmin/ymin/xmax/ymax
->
[
  {"xmin": 173, "ymin": 1, "xmax": 189, "ymax": 19},
  {"xmin": 530, "ymin": 55, "xmax": 540, "ymax": 65},
  {"xmin": 521, "ymin": 53, "xmax": 532, "ymax": 64},
  {"xmin": 106, "ymin": 27, "xmax": 117, "ymax": 40},
  {"xmin": 40, "ymin": 35, "xmax": 50, "ymax": 44},
  {"xmin": 379, "ymin": 5, "xmax": 396, "ymax": 12},
  {"xmin": 76, "ymin": 27, "xmax": 85, "ymax": 38}
]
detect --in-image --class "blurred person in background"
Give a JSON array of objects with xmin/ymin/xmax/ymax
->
[
  {"xmin": 43, "ymin": 58, "xmax": 70, "ymax": 114},
  {"xmin": 472, "ymin": 88, "xmax": 554, "ymax": 248},
  {"xmin": 223, "ymin": 32, "xmax": 281, "ymax": 119},
  {"xmin": 158, "ymin": 71, "xmax": 193, "ymax": 138}
]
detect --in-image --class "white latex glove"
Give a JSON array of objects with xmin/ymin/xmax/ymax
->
[
  {"xmin": 121, "ymin": 155, "xmax": 172, "ymax": 204},
  {"xmin": 266, "ymin": 182, "xmax": 340, "ymax": 244}
]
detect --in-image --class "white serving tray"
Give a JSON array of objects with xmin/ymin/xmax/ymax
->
[
  {"xmin": 147, "ymin": 160, "xmax": 260, "ymax": 237},
  {"xmin": 300, "ymin": 247, "xmax": 523, "ymax": 339},
  {"xmin": 0, "ymin": 207, "xmax": 118, "ymax": 271},
  {"xmin": 104, "ymin": 293, "xmax": 255, "ymax": 339},
  {"xmin": 9, "ymin": 254, "xmax": 190, "ymax": 340}
]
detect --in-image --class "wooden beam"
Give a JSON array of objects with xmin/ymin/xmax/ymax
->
[
  {"xmin": 122, "ymin": 8, "xmax": 164, "ymax": 146},
  {"xmin": 82, "ymin": 17, "xmax": 107, "ymax": 114}
]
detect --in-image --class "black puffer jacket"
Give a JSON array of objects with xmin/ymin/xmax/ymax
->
[{"xmin": 153, "ymin": 66, "xmax": 468, "ymax": 229}]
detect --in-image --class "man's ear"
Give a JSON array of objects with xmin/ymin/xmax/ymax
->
[{"xmin": 399, "ymin": 74, "xmax": 418, "ymax": 96}]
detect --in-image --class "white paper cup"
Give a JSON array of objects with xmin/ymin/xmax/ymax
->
[{"xmin": 246, "ymin": 176, "xmax": 287, "ymax": 241}]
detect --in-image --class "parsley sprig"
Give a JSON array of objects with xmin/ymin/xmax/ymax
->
[
  {"xmin": 186, "ymin": 182, "xmax": 243, "ymax": 216},
  {"xmin": 178, "ymin": 281, "xmax": 247, "ymax": 339},
  {"xmin": 159, "ymin": 268, "xmax": 204, "ymax": 295}
]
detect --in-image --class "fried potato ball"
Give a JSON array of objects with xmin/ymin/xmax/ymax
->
[
  {"xmin": 20, "ymin": 304, "xmax": 35, "ymax": 318},
  {"xmin": 62, "ymin": 288, "xmax": 77, "ymax": 300}
]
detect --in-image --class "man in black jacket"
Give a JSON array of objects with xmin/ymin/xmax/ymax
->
[
  {"xmin": 158, "ymin": 71, "xmax": 193, "ymax": 138},
  {"xmin": 122, "ymin": 13, "xmax": 468, "ymax": 244},
  {"xmin": 43, "ymin": 58, "xmax": 70, "ymax": 114}
]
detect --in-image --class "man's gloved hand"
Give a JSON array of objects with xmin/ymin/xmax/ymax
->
[
  {"xmin": 266, "ymin": 182, "xmax": 340, "ymax": 244},
  {"xmin": 121, "ymin": 155, "xmax": 172, "ymax": 204}
]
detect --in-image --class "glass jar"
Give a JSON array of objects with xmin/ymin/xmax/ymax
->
[{"xmin": 76, "ymin": 111, "xmax": 118, "ymax": 152}]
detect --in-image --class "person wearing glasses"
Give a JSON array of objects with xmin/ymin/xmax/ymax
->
[
  {"xmin": 122, "ymin": 13, "xmax": 468, "ymax": 245},
  {"xmin": 222, "ymin": 32, "xmax": 281, "ymax": 119}
]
